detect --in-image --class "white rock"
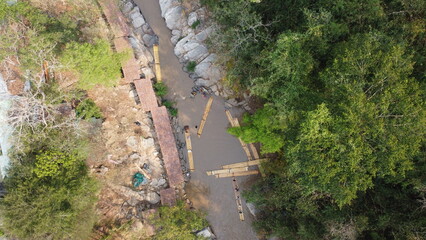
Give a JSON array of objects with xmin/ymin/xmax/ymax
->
[
  {"xmin": 146, "ymin": 192, "xmax": 161, "ymax": 204},
  {"xmin": 141, "ymin": 137, "xmax": 155, "ymax": 149},
  {"xmin": 132, "ymin": 16, "xmax": 146, "ymax": 29},
  {"xmin": 226, "ymin": 98, "xmax": 238, "ymax": 106},
  {"xmin": 158, "ymin": 178, "xmax": 166, "ymax": 186},
  {"xmin": 187, "ymin": 12, "xmax": 198, "ymax": 26},
  {"xmin": 164, "ymin": 6, "xmax": 186, "ymax": 30},
  {"xmin": 126, "ymin": 136, "xmax": 139, "ymax": 150}
]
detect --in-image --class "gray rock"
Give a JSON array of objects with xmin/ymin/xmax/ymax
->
[
  {"xmin": 158, "ymin": 178, "xmax": 166, "ymax": 186},
  {"xmin": 141, "ymin": 67, "xmax": 155, "ymax": 80},
  {"xmin": 122, "ymin": 2, "xmax": 134, "ymax": 14},
  {"xmin": 172, "ymin": 29, "xmax": 181, "ymax": 37},
  {"xmin": 244, "ymin": 105, "xmax": 252, "ymax": 111},
  {"xmin": 159, "ymin": 0, "xmax": 176, "ymax": 17},
  {"xmin": 246, "ymin": 202, "xmax": 259, "ymax": 216},
  {"xmin": 210, "ymin": 84, "xmax": 219, "ymax": 96},
  {"xmin": 195, "ymin": 27, "xmax": 213, "ymax": 42},
  {"xmin": 194, "ymin": 78, "xmax": 210, "ymax": 87},
  {"xmin": 187, "ymin": 12, "xmax": 198, "ymax": 26},
  {"xmin": 171, "ymin": 35, "xmax": 180, "ymax": 45},
  {"xmin": 146, "ymin": 192, "xmax": 161, "ymax": 204},
  {"xmin": 142, "ymin": 34, "xmax": 155, "ymax": 47},
  {"xmin": 194, "ymin": 62, "xmax": 212, "ymax": 78},
  {"xmin": 129, "ymin": 7, "xmax": 142, "ymax": 20},
  {"xmin": 129, "ymin": 89, "xmax": 137, "ymax": 98},
  {"xmin": 164, "ymin": 6, "xmax": 185, "ymax": 30},
  {"xmin": 142, "ymin": 23, "xmax": 154, "ymax": 35},
  {"xmin": 196, "ymin": 227, "xmax": 215, "ymax": 239},
  {"xmin": 132, "ymin": 16, "xmax": 146, "ymax": 29},
  {"xmin": 183, "ymin": 45, "xmax": 208, "ymax": 62},
  {"xmin": 226, "ymin": 98, "xmax": 238, "ymax": 106}
]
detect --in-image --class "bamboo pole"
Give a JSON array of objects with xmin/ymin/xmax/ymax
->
[
  {"xmin": 215, "ymin": 170, "xmax": 259, "ymax": 178},
  {"xmin": 184, "ymin": 126, "xmax": 195, "ymax": 171},
  {"xmin": 197, "ymin": 96, "xmax": 213, "ymax": 137},
  {"xmin": 153, "ymin": 44, "xmax": 162, "ymax": 82},
  {"xmin": 232, "ymin": 177, "xmax": 244, "ymax": 221},
  {"xmin": 222, "ymin": 158, "xmax": 268, "ymax": 169},
  {"xmin": 206, "ymin": 167, "xmax": 249, "ymax": 176},
  {"xmin": 249, "ymin": 144, "xmax": 259, "ymax": 159},
  {"xmin": 225, "ymin": 110, "xmax": 252, "ymax": 160}
]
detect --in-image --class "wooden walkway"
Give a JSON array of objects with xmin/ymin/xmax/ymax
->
[
  {"xmin": 134, "ymin": 79, "xmax": 158, "ymax": 111},
  {"xmin": 100, "ymin": 0, "xmax": 184, "ymax": 203}
]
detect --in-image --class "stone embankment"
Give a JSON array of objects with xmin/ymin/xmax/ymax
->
[{"xmin": 159, "ymin": 0, "xmax": 233, "ymax": 97}]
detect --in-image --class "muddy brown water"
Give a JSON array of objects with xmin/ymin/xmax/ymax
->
[{"xmin": 133, "ymin": 1, "xmax": 259, "ymax": 239}]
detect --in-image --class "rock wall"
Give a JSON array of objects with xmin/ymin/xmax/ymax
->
[{"xmin": 159, "ymin": 0, "xmax": 231, "ymax": 97}]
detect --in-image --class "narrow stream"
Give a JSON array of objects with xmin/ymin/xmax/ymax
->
[{"xmin": 0, "ymin": 73, "xmax": 12, "ymax": 179}]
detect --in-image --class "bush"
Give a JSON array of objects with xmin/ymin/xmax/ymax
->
[
  {"xmin": 61, "ymin": 40, "xmax": 129, "ymax": 90},
  {"xmin": 186, "ymin": 61, "xmax": 197, "ymax": 72},
  {"xmin": 153, "ymin": 82, "xmax": 168, "ymax": 97},
  {"xmin": 76, "ymin": 98, "xmax": 103, "ymax": 119},
  {"xmin": 151, "ymin": 201, "xmax": 208, "ymax": 240}
]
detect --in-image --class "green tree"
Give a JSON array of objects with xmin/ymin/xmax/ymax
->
[
  {"xmin": 151, "ymin": 201, "xmax": 208, "ymax": 240},
  {"xmin": 34, "ymin": 150, "xmax": 79, "ymax": 179},
  {"xmin": 61, "ymin": 40, "xmax": 128, "ymax": 89},
  {"xmin": 228, "ymin": 106, "xmax": 285, "ymax": 153}
]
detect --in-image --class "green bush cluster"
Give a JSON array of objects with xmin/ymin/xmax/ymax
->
[
  {"xmin": 76, "ymin": 98, "xmax": 103, "ymax": 119},
  {"xmin": 153, "ymin": 82, "xmax": 168, "ymax": 97},
  {"xmin": 186, "ymin": 61, "xmax": 197, "ymax": 72}
]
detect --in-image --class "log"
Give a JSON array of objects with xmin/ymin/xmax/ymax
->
[
  {"xmin": 206, "ymin": 167, "xmax": 249, "ymax": 176},
  {"xmin": 197, "ymin": 96, "xmax": 213, "ymax": 137},
  {"xmin": 215, "ymin": 170, "xmax": 259, "ymax": 178},
  {"xmin": 153, "ymin": 44, "xmax": 162, "ymax": 82},
  {"xmin": 222, "ymin": 158, "xmax": 268, "ymax": 169}
]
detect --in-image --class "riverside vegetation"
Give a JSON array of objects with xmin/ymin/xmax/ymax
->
[
  {"xmin": 0, "ymin": 0, "xmax": 204, "ymax": 239},
  {"xmin": 203, "ymin": 0, "xmax": 426, "ymax": 239}
]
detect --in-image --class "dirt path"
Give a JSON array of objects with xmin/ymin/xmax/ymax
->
[{"xmin": 133, "ymin": 1, "xmax": 258, "ymax": 239}]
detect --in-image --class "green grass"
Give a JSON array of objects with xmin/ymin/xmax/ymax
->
[
  {"xmin": 162, "ymin": 100, "xmax": 178, "ymax": 117},
  {"xmin": 186, "ymin": 61, "xmax": 197, "ymax": 72},
  {"xmin": 153, "ymin": 82, "xmax": 168, "ymax": 97},
  {"xmin": 191, "ymin": 19, "xmax": 201, "ymax": 29}
]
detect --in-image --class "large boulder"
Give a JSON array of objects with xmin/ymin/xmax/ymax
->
[
  {"xmin": 159, "ymin": 0, "xmax": 176, "ymax": 17},
  {"xmin": 164, "ymin": 6, "xmax": 186, "ymax": 30},
  {"xmin": 183, "ymin": 45, "xmax": 208, "ymax": 62},
  {"xmin": 132, "ymin": 16, "xmax": 146, "ymax": 29},
  {"xmin": 196, "ymin": 227, "xmax": 215, "ymax": 239}
]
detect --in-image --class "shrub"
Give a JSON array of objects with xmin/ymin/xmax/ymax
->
[
  {"xmin": 186, "ymin": 61, "xmax": 197, "ymax": 72},
  {"xmin": 76, "ymin": 98, "xmax": 103, "ymax": 119},
  {"xmin": 153, "ymin": 82, "xmax": 168, "ymax": 97},
  {"xmin": 151, "ymin": 201, "xmax": 208, "ymax": 240},
  {"xmin": 162, "ymin": 100, "xmax": 178, "ymax": 117}
]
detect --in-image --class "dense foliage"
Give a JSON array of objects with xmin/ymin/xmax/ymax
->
[
  {"xmin": 206, "ymin": 0, "xmax": 426, "ymax": 238},
  {"xmin": 0, "ymin": 1, "xmax": 104, "ymax": 239},
  {"xmin": 151, "ymin": 201, "xmax": 208, "ymax": 240}
]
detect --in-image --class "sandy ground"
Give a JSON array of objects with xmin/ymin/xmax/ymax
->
[{"xmin": 133, "ymin": 1, "xmax": 258, "ymax": 239}]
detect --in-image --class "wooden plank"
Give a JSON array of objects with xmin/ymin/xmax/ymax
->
[
  {"xmin": 249, "ymin": 143, "xmax": 260, "ymax": 160},
  {"xmin": 153, "ymin": 44, "xmax": 162, "ymax": 82},
  {"xmin": 206, "ymin": 167, "xmax": 248, "ymax": 176},
  {"xmin": 215, "ymin": 170, "xmax": 259, "ymax": 178},
  {"xmin": 184, "ymin": 126, "xmax": 195, "ymax": 172},
  {"xmin": 224, "ymin": 110, "xmax": 252, "ymax": 160},
  {"xmin": 222, "ymin": 158, "xmax": 268, "ymax": 169},
  {"xmin": 197, "ymin": 96, "xmax": 214, "ymax": 137},
  {"xmin": 232, "ymin": 177, "xmax": 244, "ymax": 221}
]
